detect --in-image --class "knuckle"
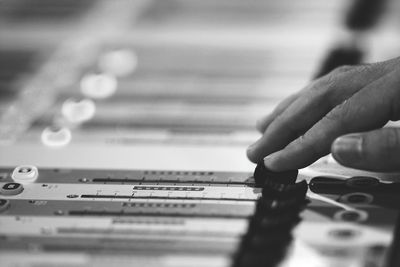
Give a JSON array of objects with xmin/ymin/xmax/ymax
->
[
  {"xmin": 322, "ymin": 73, "xmax": 339, "ymax": 91},
  {"xmin": 354, "ymin": 63, "xmax": 373, "ymax": 73},
  {"xmin": 296, "ymin": 132, "xmax": 323, "ymax": 157},
  {"xmin": 317, "ymin": 66, "xmax": 354, "ymax": 93},
  {"xmin": 310, "ymin": 66, "xmax": 356, "ymax": 107},
  {"xmin": 309, "ymin": 73, "xmax": 340, "ymax": 99},
  {"xmin": 332, "ymin": 65, "xmax": 354, "ymax": 74},
  {"xmin": 324, "ymin": 101, "xmax": 352, "ymax": 133}
]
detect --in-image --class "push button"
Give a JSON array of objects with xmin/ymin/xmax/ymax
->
[
  {"xmin": 0, "ymin": 183, "xmax": 24, "ymax": 195},
  {"xmin": 61, "ymin": 98, "xmax": 96, "ymax": 124},
  {"xmin": 98, "ymin": 49, "xmax": 138, "ymax": 77},
  {"xmin": 41, "ymin": 126, "xmax": 72, "ymax": 147},
  {"xmin": 12, "ymin": 165, "xmax": 38, "ymax": 183},
  {"xmin": 80, "ymin": 73, "xmax": 118, "ymax": 99}
]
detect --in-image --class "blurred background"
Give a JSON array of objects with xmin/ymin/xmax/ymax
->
[{"xmin": 0, "ymin": 0, "xmax": 400, "ymax": 171}]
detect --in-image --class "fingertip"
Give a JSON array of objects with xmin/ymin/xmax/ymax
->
[
  {"xmin": 263, "ymin": 154, "xmax": 279, "ymax": 171},
  {"xmin": 246, "ymin": 144, "xmax": 258, "ymax": 163}
]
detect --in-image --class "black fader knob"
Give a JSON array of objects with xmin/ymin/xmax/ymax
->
[
  {"xmin": 262, "ymin": 179, "xmax": 308, "ymax": 200},
  {"xmin": 253, "ymin": 160, "xmax": 298, "ymax": 187}
]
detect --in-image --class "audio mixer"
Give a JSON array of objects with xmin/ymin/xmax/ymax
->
[
  {"xmin": 1, "ymin": 163, "xmax": 400, "ymax": 267},
  {"xmin": 2, "ymin": 1, "xmax": 400, "ymax": 266}
]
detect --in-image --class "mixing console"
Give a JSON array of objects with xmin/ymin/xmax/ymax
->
[
  {"xmin": 1, "ymin": 164, "xmax": 400, "ymax": 267},
  {"xmin": 1, "ymin": 1, "xmax": 400, "ymax": 266}
]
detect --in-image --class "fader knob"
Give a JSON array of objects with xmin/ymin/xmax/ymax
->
[
  {"xmin": 253, "ymin": 161, "xmax": 298, "ymax": 186},
  {"xmin": 262, "ymin": 179, "xmax": 308, "ymax": 200}
]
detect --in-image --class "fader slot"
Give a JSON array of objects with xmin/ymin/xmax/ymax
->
[
  {"xmin": 0, "ymin": 182, "xmax": 260, "ymax": 201},
  {"xmin": 0, "ymin": 215, "xmax": 248, "ymax": 244},
  {"xmin": 0, "ymin": 168, "xmax": 254, "ymax": 185},
  {"xmin": 0, "ymin": 199, "xmax": 254, "ymax": 218},
  {"xmin": 0, "ymin": 236, "xmax": 239, "ymax": 256}
]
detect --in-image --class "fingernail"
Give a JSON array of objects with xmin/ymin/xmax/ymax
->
[
  {"xmin": 332, "ymin": 134, "xmax": 363, "ymax": 163},
  {"xmin": 263, "ymin": 153, "xmax": 276, "ymax": 169}
]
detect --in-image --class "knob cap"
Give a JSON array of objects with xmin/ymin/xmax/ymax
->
[{"xmin": 253, "ymin": 161, "xmax": 298, "ymax": 187}]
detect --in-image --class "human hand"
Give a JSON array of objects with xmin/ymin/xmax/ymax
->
[{"xmin": 247, "ymin": 57, "xmax": 400, "ymax": 172}]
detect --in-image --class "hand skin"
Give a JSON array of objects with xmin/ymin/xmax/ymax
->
[{"xmin": 247, "ymin": 57, "xmax": 400, "ymax": 172}]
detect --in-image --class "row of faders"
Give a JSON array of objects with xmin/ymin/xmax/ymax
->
[
  {"xmin": 1, "ymin": 164, "xmax": 400, "ymax": 266},
  {"xmin": 0, "ymin": 165, "xmax": 262, "ymax": 267},
  {"xmin": 232, "ymin": 164, "xmax": 308, "ymax": 267}
]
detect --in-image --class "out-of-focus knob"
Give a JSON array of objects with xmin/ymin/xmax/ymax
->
[
  {"xmin": 0, "ymin": 183, "xmax": 23, "ymax": 196},
  {"xmin": 12, "ymin": 165, "xmax": 38, "ymax": 184}
]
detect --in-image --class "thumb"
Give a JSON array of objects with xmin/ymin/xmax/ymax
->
[{"xmin": 331, "ymin": 128, "xmax": 400, "ymax": 172}]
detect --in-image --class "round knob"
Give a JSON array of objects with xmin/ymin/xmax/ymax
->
[
  {"xmin": 0, "ymin": 183, "xmax": 24, "ymax": 196},
  {"xmin": 253, "ymin": 161, "xmax": 298, "ymax": 187},
  {"xmin": 12, "ymin": 165, "xmax": 38, "ymax": 184}
]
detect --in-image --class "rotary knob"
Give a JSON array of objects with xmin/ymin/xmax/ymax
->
[{"xmin": 0, "ymin": 183, "xmax": 24, "ymax": 196}]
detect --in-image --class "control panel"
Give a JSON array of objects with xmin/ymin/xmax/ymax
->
[{"xmin": 0, "ymin": 165, "xmax": 399, "ymax": 267}]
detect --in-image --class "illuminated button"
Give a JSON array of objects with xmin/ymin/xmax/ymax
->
[
  {"xmin": 12, "ymin": 165, "xmax": 38, "ymax": 183},
  {"xmin": 0, "ymin": 183, "xmax": 23, "ymax": 195},
  {"xmin": 41, "ymin": 126, "xmax": 72, "ymax": 147},
  {"xmin": 0, "ymin": 199, "xmax": 10, "ymax": 212},
  {"xmin": 61, "ymin": 98, "xmax": 96, "ymax": 124},
  {"xmin": 80, "ymin": 73, "xmax": 117, "ymax": 99},
  {"xmin": 98, "ymin": 49, "xmax": 138, "ymax": 77}
]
